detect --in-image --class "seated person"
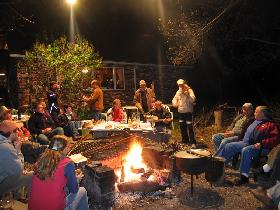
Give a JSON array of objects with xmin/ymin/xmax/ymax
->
[
  {"xmin": 252, "ymin": 182, "xmax": 280, "ymax": 209},
  {"xmin": 215, "ymin": 106, "xmax": 280, "ymax": 185},
  {"xmin": 28, "ymin": 102, "xmax": 64, "ymax": 145},
  {"xmin": 212, "ymin": 103, "xmax": 254, "ymax": 152},
  {"xmin": 107, "ymin": 99, "xmax": 125, "ymax": 122},
  {"xmin": 147, "ymin": 100, "xmax": 172, "ymax": 143},
  {"xmin": 28, "ymin": 135, "xmax": 89, "ymax": 210},
  {"xmin": 0, "ymin": 106, "xmax": 46, "ymax": 163},
  {"xmin": 58, "ymin": 105, "xmax": 80, "ymax": 138},
  {"xmin": 0, "ymin": 120, "xmax": 33, "ymax": 196},
  {"xmin": 0, "ymin": 105, "xmax": 30, "ymax": 138},
  {"xmin": 253, "ymin": 144, "xmax": 280, "ymax": 182}
]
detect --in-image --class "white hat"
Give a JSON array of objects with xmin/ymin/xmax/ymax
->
[{"xmin": 177, "ymin": 79, "xmax": 185, "ymax": 85}]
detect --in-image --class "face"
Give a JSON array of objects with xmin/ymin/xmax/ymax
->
[
  {"xmin": 155, "ymin": 102, "xmax": 162, "ymax": 110},
  {"xmin": 114, "ymin": 100, "xmax": 121, "ymax": 109},
  {"xmin": 36, "ymin": 104, "xmax": 45, "ymax": 113},
  {"xmin": 140, "ymin": 83, "xmax": 146, "ymax": 90},
  {"xmin": 3, "ymin": 112, "xmax": 12, "ymax": 120},
  {"xmin": 242, "ymin": 106, "xmax": 252, "ymax": 117},
  {"xmin": 9, "ymin": 127, "xmax": 22, "ymax": 142},
  {"xmin": 66, "ymin": 107, "xmax": 72, "ymax": 113},
  {"xmin": 254, "ymin": 107, "xmax": 264, "ymax": 121}
]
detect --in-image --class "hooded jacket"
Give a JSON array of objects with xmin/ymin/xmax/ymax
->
[{"xmin": 0, "ymin": 134, "xmax": 24, "ymax": 183}]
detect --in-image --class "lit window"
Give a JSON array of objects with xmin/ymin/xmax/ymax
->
[{"xmin": 94, "ymin": 67, "xmax": 125, "ymax": 90}]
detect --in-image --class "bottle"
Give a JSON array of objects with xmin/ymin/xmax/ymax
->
[
  {"xmin": 17, "ymin": 108, "xmax": 21, "ymax": 120},
  {"xmin": 122, "ymin": 110, "xmax": 127, "ymax": 124},
  {"xmin": 128, "ymin": 118, "xmax": 132, "ymax": 126}
]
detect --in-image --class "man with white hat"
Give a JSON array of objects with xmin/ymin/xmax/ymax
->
[
  {"xmin": 172, "ymin": 79, "xmax": 196, "ymax": 146},
  {"xmin": 0, "ymin": 120, "xmax": 32, "ymax": 195}
]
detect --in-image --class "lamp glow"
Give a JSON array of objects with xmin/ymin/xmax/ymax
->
[{"xmin": 66, "ymin": 0, "xmax": 77, "ymax": 5}]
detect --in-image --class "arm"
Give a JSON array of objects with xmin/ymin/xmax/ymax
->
[
  {"xmin": 187, "ymin": 88, "xmax": 196, "ymax": 103},
  {"xmin": 133, "ymin": 90, "xmax": 143, "ymax": 112},
  {"xmin": 172, "ymin": 91, "xmax": 179, "ymax": 108},
  {"xmin": 28, "ymin": 116, "xmax": 43, "ymax": 135},
  {"xmin": 84, "ymin": 89, "xmax": 100, "ymax": 103},
  {"xmin": 64, "ymin": 162, "xmax": 79, "ymax": 194},
  {"xmin": 261, "ymin": 123, "xmax": 280, "ymax": 149},
  {"xmin": 2, "ymin": 144, "xmax": 24, "ymax": 178}
]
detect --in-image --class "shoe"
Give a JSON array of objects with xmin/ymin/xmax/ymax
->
[
  {"xmin": 191, "ymin": 144, "xmax": 196, "ymax": 149},
  {"xmin": 252, "ymin": 167, "xmax": 264, "ymax": 182},
  {"xmin": 234, "ymin": 175, "xmax": 249, "ymax": 186},
  {"xmin": 251, "ymin": 189, "xmax": 275, "ymax": 208}
]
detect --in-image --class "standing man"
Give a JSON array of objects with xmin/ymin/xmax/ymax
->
[
  {"xmin": 172, "ymin": 79, "xmax": 196, "ymax": 146},
  {"xmin": 133, "ymin": 80, "xmax": 155, "ymax": 119},
  {"xmin": 47, "ymin": 81, "xmax": 60, "ymax": 124},
  {"xmin": 82, "ymin": 80, "xmax": 104, "ymax": 120}
]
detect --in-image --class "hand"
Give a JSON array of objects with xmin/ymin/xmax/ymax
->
[
  {"xmin": 75, "ymin": 169, "xmax": 84, "ymax": 182},
  {"xmin": 14, "ymin": 140, "xmax": 23, "ymax": 153},
  {"xmin": 43, "ymin": 128, "xmax": 52, "ymax": 134},
  {"xmin": 223, "ymin": 131, "xmax": 234, "ymax": 137},
  {"xmin": 254, "ymin": 143, "xmax": 261, "ymax": 149}
]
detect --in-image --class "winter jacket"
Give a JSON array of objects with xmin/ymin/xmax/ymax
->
[
  {"xmin": 133, "ymin": 88, "xmax": 155, "ymax": 113},
  {"xmin": 86, "ymin": 87, "xmax": 104, "ymax": 111},
  {"xmin": 28, "ymin": 112, "xmax": 56, "ymax": 135},
  {"xmin": 249, "ymin": 120, "xmax": 280, "ymax": 150},
  {"xmin": 0, "ymin": 134, "xmax": 24, "ymax": 184},
  {"xmin": 172, "ymin": 88, "xmax": 196, "ymax": 113}
]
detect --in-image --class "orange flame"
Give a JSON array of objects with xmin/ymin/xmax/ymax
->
[{"xmin": 115, "ymin": 141, "xmax": 155, "ymax": 183}]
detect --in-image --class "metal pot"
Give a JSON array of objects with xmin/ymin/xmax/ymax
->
[{"xmin": 174, "ymin": 150, "xmax": 210, "ymax": 175}]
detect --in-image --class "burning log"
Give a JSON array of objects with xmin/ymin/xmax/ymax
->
[
  {"xmin": 117, "ymin": 181, "xmax": 167, "ymax": 193},
  {"xmin": 140, "ymin": 170, "xmax": 154, "ymax": 181},
  {"xmin": 130, "ymin": 166, "xmax": 145, "ymax": 174}
]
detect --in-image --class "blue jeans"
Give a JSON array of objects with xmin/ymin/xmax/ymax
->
[
  {"xmin": 215, "ymin": 141, "xmax": 248, "ymax": 161},
  {"xmin": 37, "ymin": 127, "xmax": 64, "ymax": 145},
  {"xmin": 214, "ymin": 136, "xmax": 239, "ymax": 156},
  {"xmin": 65, "ymin": 187, "xmax": 89, "ymax": 210},
  {"xmin": 239, "ymin": 145, "xmax": 269, "ymax": 175}
]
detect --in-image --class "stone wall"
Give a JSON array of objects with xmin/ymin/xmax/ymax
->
[{"xmin": 16, "ymin": 59, "xmax": 192, "ymax": 110}]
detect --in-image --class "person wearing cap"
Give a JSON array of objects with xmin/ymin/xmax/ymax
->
[
  {"xmin": 133, "ymin": 80, "xmax": 155, "ymax": 118},
  {"xmin": 47, "ymin": 82, "xmax": 60, "ymax": 124},
  {"xmin": 0, "ymin": 120, "xmax": 33, "ymax": 196},
  {"xmin": 172, "ymin": 79, "xmax": 196, "ymax": 146},
  {"xmin": 28, "ymin": 135, "xmax": 89, "ymax": 210},
  {"xmin": 215, "ymin": 106, "xmax": 280, "ymax": 185},
  {"xmin": 0, "ymin": 105, "xmax": 12, "ymax": 122},
  {"xmin": 213, "ymin": 103, "xmax": 254, "ymax": 154},
  {"xmin": 82, "ymin": 79, "xmax": 104, "ymax": 120}
]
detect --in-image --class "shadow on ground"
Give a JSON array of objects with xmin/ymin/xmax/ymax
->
[{"xmin": 179, "ymin": 187, "xmax": 224, "ymax": 209}]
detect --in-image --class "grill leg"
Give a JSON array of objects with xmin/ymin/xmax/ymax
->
[{"xmin": 191, "ymin": 174, "xmax": 194, "ymax": 196}]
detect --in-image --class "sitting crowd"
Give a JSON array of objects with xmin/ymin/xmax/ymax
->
[{"xmin": 1, "ymin": 78, "xmax": 280, "ymax": 209}]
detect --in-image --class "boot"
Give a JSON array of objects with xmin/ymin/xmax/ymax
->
[{"xmin": 234, "ymin": 175, "xmax": 249, "ymax": 186}]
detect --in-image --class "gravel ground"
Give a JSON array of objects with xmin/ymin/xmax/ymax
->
[{"xmin": 24, "ymin": 124, "xmax": 273, "ymax": 210}]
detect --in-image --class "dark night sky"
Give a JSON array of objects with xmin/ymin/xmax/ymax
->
[
  {"xmin": 2, "ymin": 0, "xmax": 280, "ymax": 105},
  {"xmin": 7, "ymin": 0, "xmax": 169, "ymax": 64}
]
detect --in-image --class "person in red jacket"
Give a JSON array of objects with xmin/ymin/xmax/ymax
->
[
  {"xmin": 28, "ymin": 135, "xmax": 89, "ymax": 210},
  {"xmin": 216, "ymin": 106, "xmax": 280, "ymax": 185}
]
